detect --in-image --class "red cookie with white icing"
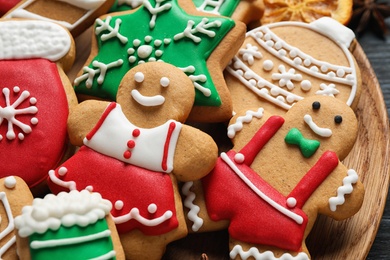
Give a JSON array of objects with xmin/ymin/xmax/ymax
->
[
  {"xmin": 0, "ymin": 176, "xmax": 33, "ymax": 260},
  {"xmin": 225, "ymin": 17, "xmax": 362, "ymax": 116},
  {"xmin": 184, "ymin": 95, "xmax": 364, "ymax": 259},
  {"xmin": 0, "ymin": 19, "xmax": 77, "ymax": 193},
  {"xmin": 47, "ymin": 62, "xmax": 218, "ymax": 259},
  {"xmin": 3, "ymin": 0, "xmax": 115, "ymax": 37}
]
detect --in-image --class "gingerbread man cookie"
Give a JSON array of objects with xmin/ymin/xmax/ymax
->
[
  {"xmin": 3, "ymin": 0, "xmax": 115, "ymax": 36},
  {"xmin": 197, "ymin": 96, "xmax": 364, "ymax": 259},
  {"xmin": 74, "ymin": 0, "xmax": 246, "ymax": 122},
  {"xmin": 48, "ymin": 62, "xmax": 218, "ymax": 259},
  {"xmin": 225, "ymin": 17, "xmax": 361, "ymax": 116},
  {"xmin": 0, "ymin": 176, "xmax": 33, "ymax": 260},
  {"xmin": 0, "ymin": 19, "xmax": 77, "ymax": 193},
  {"xmin": 15, "ymin": 190, "xmax": 125, "ymax": 260}
]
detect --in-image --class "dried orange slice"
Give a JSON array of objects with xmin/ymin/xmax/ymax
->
[{"xmin": 260, "ymin": 0, "xmax": 353, "ymax": 25}]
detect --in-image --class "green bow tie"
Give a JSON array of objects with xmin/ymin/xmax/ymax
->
[{"xmin": 285, "ymin": 128, "xmax": 320, "ymax": 158}]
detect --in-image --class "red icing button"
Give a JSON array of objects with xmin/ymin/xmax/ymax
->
[
  {"xmin": 132, "ymin": 129, "xmax": 140, "ymax": 137},
  {"xmin": 127, "ymin": 140, "xmax": 135, "ymax": 148},
  {"xmin": 123, "ymin": 150, "xmax": 132, "ymax": 159}
]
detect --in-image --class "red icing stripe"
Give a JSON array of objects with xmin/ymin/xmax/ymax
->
[
  {"xmin": 239, "ymin": 115, "xmax": 285, "ymax": 166},
  {"xmin": 85, "ymin": 102, "xmax": 117, "ymax": 140},
  {"xmin": 287, "ymin": 151, "xmax": 339, "ymax": 208},
  {"xmin": 161, "ymin": 122, "xmax": 176, "ymax": 171}
]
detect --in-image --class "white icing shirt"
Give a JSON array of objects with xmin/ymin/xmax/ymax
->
[{"xmin": 84, "ymin": 102, "xmax": 182, "ymax": 173}]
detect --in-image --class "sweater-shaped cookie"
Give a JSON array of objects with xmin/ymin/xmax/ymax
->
[
  {"xmin": 0, "ymin": 19, "xmax": 77, "ymax": 192},
  {"xmin": 225, "ymin": 17, "xmax": 361, "ymax": 116},
  {"xmin": 0, "ymin": 176, "xmax": 33, "ymax": 260},
  {"xmin": 14, "ymin": 190, "xmax": 125, "ymax": 260},
  {"xmin": 48, "ymin": 62, "xmax": 218, "ymax": 259},
  {"xmin": 202, "ymin": 96, "xmax": 364, "ymax": 259},
  {"xmin": 74, "ymin": 0, "xmax": 246, "ymax": 122},
  {"xmin": 3, "ymin": 0, "xmax": 115, "ymax": 36}
]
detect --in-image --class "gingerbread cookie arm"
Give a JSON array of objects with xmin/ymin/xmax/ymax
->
[
  {"xmin": 173, "ymin": 124, "xmax": 218, "ymax": 182},
  {"xmin": 67, "ymin": 100, "xmax": 110, "ymax": 146},
  {"xmin": 316, "ymin": 164, "xmax": 365, "ymax": 220}
]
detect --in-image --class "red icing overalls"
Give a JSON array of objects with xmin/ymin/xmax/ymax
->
[{"xmin": 202, "ymin": 116, "xmax": 339, "ymax": 251}]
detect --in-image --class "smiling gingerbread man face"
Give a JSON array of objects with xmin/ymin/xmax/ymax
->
[{"xmin": 117, "ymin": 62, "xmax": 195, "ymax": 127}]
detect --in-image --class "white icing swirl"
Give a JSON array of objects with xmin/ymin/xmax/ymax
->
[
  {"xmin": 329, "ymin": 169, "xmax": 358, "ymax": 211},
  {"xmin": 181, "ymin": 181, "xmax": 203, "ymax": 232},
  {"xmin": 230, "ymin": 245, "xmax": 310, "ymax": 260}
]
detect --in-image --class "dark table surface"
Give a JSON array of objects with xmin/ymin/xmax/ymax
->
[{"xmin": 359, "ymin": 28, "xmax": 390, "ymax": 259}]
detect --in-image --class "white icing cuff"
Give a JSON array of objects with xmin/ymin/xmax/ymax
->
[{"xmin": 0, "ymin": 20, "xmax": 71, "ymax": 61}]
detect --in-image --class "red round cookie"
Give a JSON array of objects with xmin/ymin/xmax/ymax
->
[{"xmin": 0, "ymin": 59, "xmax": 69, "ymax": 188}]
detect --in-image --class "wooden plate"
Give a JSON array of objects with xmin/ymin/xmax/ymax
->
[{"xmin": 69, "ymin": 30, "xmax": 390, "ymax": 259}]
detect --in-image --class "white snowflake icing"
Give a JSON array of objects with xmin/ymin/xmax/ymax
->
[
  {"xmin": 0, "ymin": 87, "xmax": 38, "ymax": 141},
  {"xmin": 271, "ymin": 65, "xmax": 302, "ymax": 90},
  {"xmin": 239, "ymin": 43, "xmax": 263, "ymax": 65},
  {"xmin": 143, "ymin": 0, "xmax": 172, "ymax": 29},
  {"xmin": 316, "ymin": 83, "xmax": 340, "ymax": 97},
  {"xmin": 179, "ymin": 66, "xmax": 210, "ymax": 97},
  {"xmin": 173, "ymin": 18, "xmax": 222, "ymax": 43},
  {"xmin": 95, "ymin": 16, "xmax": 128, "ymax": 44},
  {"xmin": 196, "ymin": 0, "xmax": 226, "ymax": 14},
  {"xmin": 127, "ymin": 36, "xmax": 171, "ymax": 64},
  {"xmin": 74, "ymin": 59, "xmax": 124, "ymax": 88}
]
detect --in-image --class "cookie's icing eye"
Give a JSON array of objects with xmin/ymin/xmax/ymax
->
[
  {"xmin": 160, "ymin": 77, "xmax": 169, "ymax": 87},
  {"xmin": 312, "ymin": 101, "xmax": 321, "ymax": 110},
  {"xmin": 334, "ymin": 115, "xmax": 343, "ymax": 124},
  {"xmin": 134, "ymin": 72, "xmax": 144, "ymax": 83}
]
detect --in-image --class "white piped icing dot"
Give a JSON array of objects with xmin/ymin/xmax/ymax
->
[
  {"xmin": 13, "ymin": 86, "xmax": 20, "ymax": 93},
  {"xmin": 337, "ymin": 68, "xmax": 346, "ymax": 77},
  {"xmin": 144, "ymin": 35, "xmax": 152, "ymax": 42},
  {"xmin": 31, "ymin": 117, "xmax": 38, "ymax": 125},
  {"xmin": 234, "ymin": 153, "xmax": 245, "ymax": 164},
  {"xmin": 115, "ymin": 200, "xmax": 124, "ymax": 210},
  {"xmin": 29, "ymin": 97, "xmax": 37, "ymax": 105},
  {"xmin": 134, "ymin": 72, "xmax": 145, "ymax": 83},
  {"xmin": 286, "ymin": 197, "xmax": 297, "ymax": 208},
  {"xmin": 58, "ymin": 167, "xmax": 68, "ymax": 176},
  {"xmin": 86, "ymin": 185, "xmax": 93, "ymax": 191},
  {"xmin": 300, "ymin": 80, "xmax": 312, "ymax": 91},
  {"xmin": 160, "ymin": 77, "xmax": 169, "ymax": 87},
  {"xmin": 148, "ymin": 203, "xmax": 157, "ymax": 214},
  {"xmin": 18, "ymin": 133, "xmax": 25, "ymax": 140},
  {"xmin": 263, "ymin": 60, "xmax": 274, "ymax": 71},
  {"xmin": 4, "ymin": 176, "xmax": 16, "ymax": 189}
]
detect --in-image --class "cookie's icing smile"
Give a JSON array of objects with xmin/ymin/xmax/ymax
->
[
  {"xmin": 304, "ymin": 114, "xmax": 332, "ymax": 137},
  {"xmin": 131, "ymin": 89, "xmax": 165, "ymax": 107}
]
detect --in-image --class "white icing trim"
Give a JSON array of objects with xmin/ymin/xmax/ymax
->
[
  {"xmin": 196, "ymin": 0, "xmax": 226, "ymax": 15},
  {"xmin": 131, "ymin": 89, "xmax": 165, "ymax": 107},
  {"xmin": 30, "ymin": 230, "xmax": 112, "ymax": 249},
  {"xmin": 303, "ymin": 114, "xmax": 332, "ymax": 137},
  {"xmin": 48, "ymin": 169, "xmax": 77, "ymax": 191},
  {"xmin": 227, "ymin": 108, "xmax": 264, "ymax": 139},
  {"xmin": 329, "ymin": 169, "xmax": 358, "ymax": 211},
  {"xmin": 4, "ymin": 0, "xmax": 105, "ymax": 32},
  {"xmin": 309, "ymin": 17, "xmax": 355, "ymax": 48},
  {"xmin": 182, "ymin": 181, "xmax": 203, "ymax": 232},
  {"xmin": 89, "ymin": 250, "xmax": 117, "ymax": 260},
  {"xmin": 112, "ymin": 206, "xmax": 173, "ymax": 226},
  {"xmin": 0, "ymin": 192, "xmax": 16, "ymax": 258},
  {"xmin": 15, "ymin": 190, "xmax": 112, "ymax": 237},
  {"xmin": 230, "ymin": 245, "xmax": 310, "ymax": 260},
  {"xmin": 220, "ymin": 153, "xmax": 304, "ymax": 224},
  {"xmin": 57, "ymin": 0, "xmax": 106, "ymax": 10},
  {"xmin": 0, "ymin": 20, "xmax": 71, "ymax": 61}
]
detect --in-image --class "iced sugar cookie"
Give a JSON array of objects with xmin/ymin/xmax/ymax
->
[
  {"xmin": 74, "ymin": 0, "xmax": 246, "ymax": 122},
  {"xmin": 0, "ymin": 19, "xmax": 77, "ymax": 192},
  {"xmin": 0, "ymin": 176, "xmax": 33, "ymax": 260},
  {"xmin": 200, "ymin": 96, "xmax": 364, "ymax": 259},
  {"xmin": 225, "ymin": 17, "xmax": 361, "ymax": 116},
  {"xmin": 3, "ymin": 0, "xmax": 115, "ymax": 36},
  {"xmin": 48, "ymin": 62, "xmax": 218, "ymax": 259},
  {"xmin": 15, "ymin": 190, "xmax": 125, "ymax": 260}
]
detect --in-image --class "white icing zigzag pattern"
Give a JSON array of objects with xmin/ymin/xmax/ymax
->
[
  {"xmin": 182, "ymin": 181, "xmax": 203, "ymax": 232},
  {"xmin": 230, "ymin": 245, "xmax": 310, "ymax": 260},
  {"xmin": 227, "ymin": 108, "xmax": 264, "ymax": 138},
  {"xmin": 329, "ymin": 169, "xmax": 358, "ymax": 211}
]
